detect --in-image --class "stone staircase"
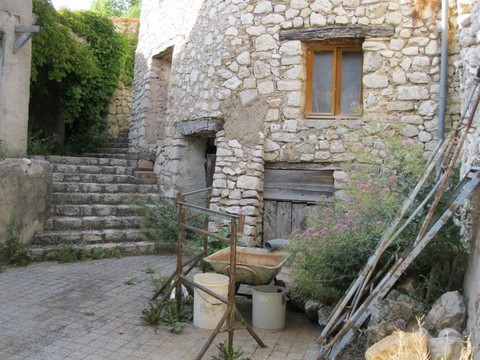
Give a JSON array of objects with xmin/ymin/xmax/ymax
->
[{"xmin": 29, "ymin": 134, "xmax": 163, "ymax": 260}]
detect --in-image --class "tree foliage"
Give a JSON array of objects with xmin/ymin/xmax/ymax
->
[
  {"xmin": 91, "ymin": 0, "xmax": 141, "ymax": 18},
  {"xmin": 30, "ymin": 0, "xmax": 131, "ymax": 154}
]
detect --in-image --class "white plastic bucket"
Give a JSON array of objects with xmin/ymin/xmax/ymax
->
[
  {"xmin": 252, "ymin": 285, "xmax": 287, "ymax": 332},
  {"xmin": 193, "ymin": 273, "xmax": 229, "ymax": 329}
]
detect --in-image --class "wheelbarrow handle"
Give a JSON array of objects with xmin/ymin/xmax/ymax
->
[{"xmin": 223, "ymin": 264, "xmax": 261, "ymax": 286}]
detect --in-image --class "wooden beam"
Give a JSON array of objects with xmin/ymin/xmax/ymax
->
[
  {"xmin": 265, "ymin": 161, "xmax": 341, "ymax": 171},
  {"xmin": 279, "ymin": 25, "xmax": 395, "ymax": 41}
]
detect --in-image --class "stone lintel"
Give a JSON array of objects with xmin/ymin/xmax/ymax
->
[
  {"xmin": 176, "ymin": 117, "xmax": 225, "ymax": 137},
  {"xmin": 279, "ymin": 25, "xmax": 395, "ymax": 42}
]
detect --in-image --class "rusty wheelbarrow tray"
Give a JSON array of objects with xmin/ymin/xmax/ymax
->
[{"xmin": 204, "ymin": 246, "xmax": 288, "ymax": 286}]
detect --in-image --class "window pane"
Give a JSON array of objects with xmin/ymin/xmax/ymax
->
[
  {"xmin": 340, "ymin": 51, "xmax": 362, "ymax": 114},
  {"xmin": 312, "ymin": 51, "xmax": 333, "ymax": 114}
]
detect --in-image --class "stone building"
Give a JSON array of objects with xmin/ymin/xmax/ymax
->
[
  {"xmin": 132, "ymin": 0, "xmax": 462, "ymax": 247},
  {"xmin": 130, "ymin": 0, "xmax": 480, "ymax": 354},
  {"xmin": 0, "ymin": 0, "xmax": 38, "ymax": 157}
]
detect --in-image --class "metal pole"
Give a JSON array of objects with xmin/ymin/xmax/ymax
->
[
  {"xmin": 437, "ymin": 0, "xmax": 449, "ymax": 142},
  {"xmin": 227, "ymin": 219, "xmax": 238, "ymax": 347}
]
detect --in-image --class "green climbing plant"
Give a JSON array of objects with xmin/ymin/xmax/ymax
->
[{"xmin": 29, "ymin": 0, "xmax": 133, "ymax": 155}]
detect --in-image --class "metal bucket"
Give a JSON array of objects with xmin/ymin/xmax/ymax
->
[{"xmin": 252, "ymin": 285, "xmax": 287, "ymax": 332}]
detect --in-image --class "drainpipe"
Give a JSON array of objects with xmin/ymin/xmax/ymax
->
[{"xmin": 437, "ymin": 0, "xmax": 449, "ymax": 142}]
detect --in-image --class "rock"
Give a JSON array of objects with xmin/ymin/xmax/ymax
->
[
  {"xmin": 318, "ymin": 306, "xmax": 333, "ymax": 327},
  {"xmin": 425, "ymin": 291, "xmax": 466, "ymax": 333},
  {"xmin": 429, "ymin": 334, "xmax": 464, "ymax": 360},
  {"xmin": 365, "ymin": 331, "xmax": 428, "ymax": 360},
  {"xmin": 370, "ymin": 290, "xmax": 418, "ymax": 326},
  {"xmin": 304, "ymin": 300, "xmax": 322, "ymax": 322},
  {"xmin": 365, "ymin": 322, "xmax": 398, "ymax": 344},
  {"xmin": 438, "ymin": 328, "xmax": 462, "ymax": 339},
  {"xmin": 366, "ymin": 290, "xmax": 422, "ymax": 343}
]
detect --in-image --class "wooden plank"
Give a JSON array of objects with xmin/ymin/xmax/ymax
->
[
  {"xmin": 264, "ymin": 187, "xmax": 334, "ymax": 202},
  {"xmin": 279, "ymin": 26, "xmax": 395, "ymax": 41},
  {"xmin": 265, "ymin": 162, "xmax": 342, "ymax": 171},
  {"xmin": 263, "ymin": 201, "xmax": 277, "ymax": 243},
  {"xmin": 264, "ymin": 183, "xmax": 334, "ymax": 192},
  {"xmin": 306, "ymin": 204, "xmax": 320, "ymax": 219},
  {"xmin": 265, "ymin": 169, "xmax": 334, "ymax": 185},
  {"xmin": 276, "ymin": 202, "xmax": 292, "ymax": 239},
  {"xmin": 291, "ymin": 203, "xmax": 306, "ymax": 235}
]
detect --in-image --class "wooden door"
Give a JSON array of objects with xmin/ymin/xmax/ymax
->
[
  {"xmin": 264, "ymin": 201, "xmax": 317, "ymax": 240},
  {"xmin": 262, "ymin": 165, "xmax": 334, "ymax": 244}
]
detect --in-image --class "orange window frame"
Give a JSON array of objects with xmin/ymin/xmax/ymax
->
[{"xmin": 305, "ymin": 43, "xmax": 363, "ymax": 118}]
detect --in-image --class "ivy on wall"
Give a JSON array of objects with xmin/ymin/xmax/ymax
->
[{"xmin": 29, "ymin": 0, "xmax": 133, "ymax": 154}]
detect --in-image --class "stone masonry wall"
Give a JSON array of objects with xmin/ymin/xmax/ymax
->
[
  {"xmin": 106, "ymin": 81, "xmax": 133, "ymax": 137},
  {"xmin": 0, "ymin": 0, "xmax": 36, "ymax": 157},
  {"xmin": 133, "ymin": 0, "xmax": 461, "ymax": 245},
  {"xmin": 104, "ymin": 18, "xmax": 139, "ymax": 138},
  {"xmin": 457, "ymin": 0, "xmax": 480, "ymax": 357}
]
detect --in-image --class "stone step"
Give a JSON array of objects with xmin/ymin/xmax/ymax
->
[
  {"xmin": 94, "ymin": 147, "xmax": 128, "ymax": 154},
  {"xmin": 30, "ymin": 155, "xmax": 135, "ymax": 167},
  {"xmin": 32, "ymin": 229, "xmax": 156, "ymax": 246},
  {"xmin": 105, "ymin": 141, "xmax": 129, "ymax": 148},
  {"xmin": 29, "ymin": 241, "xmax": 176, "ymax": 261},
  {"xmin": 133, "ymin": 170, "xmax": 157, "ymax": 184},
  {"xmin": 52, "ymin": 192, "xmax": 159, "ymax": 205},
  {"xmin": 83, "ymin": 153, "xmax": 129, "ymax": 159},
  {"xmin": 52, "ymin": 173, "xmax": 156, "ymax": 185},
  {"xmin": 45, "ymin": 216, "xmax": 143, "ymax": 231},
  {"xmin": 52, "ymin": 204, "xmax": 145, "ymax": 217},
  {"xmin": 52, "ymin": 182, "xmax": 157, "ymax": 194},
  {"xmin": 52, "ymin": 163, "xmax": 136, "ymax": 175}
]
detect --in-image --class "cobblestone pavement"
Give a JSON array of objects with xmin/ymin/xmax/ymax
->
[{"xmin": 0, "ymin": 255, "xmax": 319, "ymax": 360}]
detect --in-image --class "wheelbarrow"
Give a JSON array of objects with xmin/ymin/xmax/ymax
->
[{"xmin": 204, "ymin": 246, "xmax": 288, "ymax": 287}]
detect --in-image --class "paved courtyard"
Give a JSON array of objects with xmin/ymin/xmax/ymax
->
[{"xmin": 0, "ymin": 255, "xmax": 319, "ymax": 360}]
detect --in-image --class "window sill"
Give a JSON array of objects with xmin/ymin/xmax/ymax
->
[{"xmin": 304, "ymin": 114, "xmax": 362, "ymax": 120}]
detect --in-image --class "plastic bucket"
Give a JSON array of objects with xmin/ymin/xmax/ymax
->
[
  {"xmin": 252, "ymin": 285, "xmax": 287, "ymax": 332},
  {"xmin": 193, "ymin": 273, "xmax": 229, "ymax": 329}
]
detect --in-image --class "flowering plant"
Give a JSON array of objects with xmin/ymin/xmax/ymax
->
[{"xmin": 286, "ymin": 120, "xmax": 427, "ymax": 304}]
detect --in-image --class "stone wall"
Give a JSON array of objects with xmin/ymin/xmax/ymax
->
[
  {"xmin": 105, "ymin": 18, "xmax": 139, "ymax": 138},
  {"xmin": 133, "ymin": 0, "xmax": 461, "ymax": 245},
  {"xmin": 457, "ymin": 0, "xmax": 480, "ymax": 357},
  {"xmin": 0, "ymin": 159, "xmax": 52, "ymax": 258},
  {"xmin": 0, "ymin": 0, "xmax": 36, "ymax": 156},
  {"xmin": 105, "ymin": 81, "xmax": 133, "ymax": 137}
]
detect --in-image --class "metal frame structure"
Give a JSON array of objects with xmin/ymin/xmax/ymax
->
[
  {"xmin": 316, "ymin": 68, "xmax": 480, "ymax": 358},
  {"xmin": 150, "ymin": 188, "xmax": 266, "ymax": 360}
]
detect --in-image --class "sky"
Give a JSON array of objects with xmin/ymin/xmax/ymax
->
[{"xmin": 50, "ymin": 0, "xmax": 93, "ymax": 11}]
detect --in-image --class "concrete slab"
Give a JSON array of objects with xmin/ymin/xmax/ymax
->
[{"xmin": 0, "ymin": 255, "xmax": 320, "ymax": 359}]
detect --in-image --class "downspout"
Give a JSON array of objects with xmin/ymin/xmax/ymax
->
[{"xmin": 437, "ymin": 0, "xmax": 449, "ymax": 142}]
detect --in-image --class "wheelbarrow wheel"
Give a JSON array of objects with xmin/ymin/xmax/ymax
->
[{"xmin": 274, "ymin": 278, "xmax": 286, "ymax": 287}]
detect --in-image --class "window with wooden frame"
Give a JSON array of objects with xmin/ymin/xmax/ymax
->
[{"xmin": 305, "ymin": 41, "xmax": 363, "ymax": 118}]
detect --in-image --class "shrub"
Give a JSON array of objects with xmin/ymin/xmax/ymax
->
[
  {"xmin": 286, "ymin": 119, "xmax": 465, "ymax": 305},
  {"xmin": 136, "ymin": 197, "xmax": 205, "ymax": 247},
  {"xmin": 4, "ymin": 221, "xmax": 31, "ymax": 266}
]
